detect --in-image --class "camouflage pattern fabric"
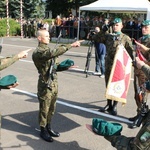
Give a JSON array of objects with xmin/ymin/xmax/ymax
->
[
  {"xmin": 93, "ymin": 32, "xmax": 134, "ymax": 87},
  {"xmin": 134, "ymin": 37, "xmax": 150, "ymax": 111},
  {"xmin": 32, "ymin": 43, "xmax": 72, "ymax": 127},
  {"xmin": 0, "ymin": 55, "xmax": 19, "ymax": 71},
  {"xmin": 105, "ymin": 110, "xmax": 150, "ymax": 150}
]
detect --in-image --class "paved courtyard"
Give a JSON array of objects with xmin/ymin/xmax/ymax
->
[{"xmin": 0, "ymin": 37, "xmax": 147, "ymax": 150}]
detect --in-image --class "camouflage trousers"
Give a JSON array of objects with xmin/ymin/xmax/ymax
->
[
  {"xmin": 105, "ymin": 110, "xmax": 150, "ymax": 150},
  {"xmin": 37, "ymin": 79, "xmax": 58, "ymax": 127}
]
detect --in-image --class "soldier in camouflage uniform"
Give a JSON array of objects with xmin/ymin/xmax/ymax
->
[
  {"xmin": 105, "ymin": 56, "xmax": 150, "ymax": 150},
  {"xmin": 0, "ymin": 45, "xmax": 31, "ymax": 136},
  {"xmin": 32, "ymin": 29, "xmax": 81, "ymax": 142},
  {"xmin": 0, "ymin": 46, "xmax": 31, "ymax": 87},
  {"xmin": 129, "ymin": 20, "xmax": 150, "ymax": 128},
  {"xmin": 93, "ymin": 18, "xmax": 134, "ymax": 116}
]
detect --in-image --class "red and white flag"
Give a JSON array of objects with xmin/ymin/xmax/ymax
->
[{"xmin": 105, "ymin": 44, "xmax": 132, "ymax": 105}]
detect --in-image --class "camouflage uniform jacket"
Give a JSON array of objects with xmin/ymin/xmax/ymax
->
[
  {"xmin": 138, "ymin": 37, "xmax": 150, "ymax": 64},
  {"xmin": 105, "ymin": 110, "xmax": 150, "ymax": 150},
  {"xmin": 134, "ymin": 37, "xmax": 150, "ymax": 87},
  {"xmin": 141, "ymin": 63, "xmax": 150, "ymax": 79},
  {"xmin": 32, "ymin": 43, "xmax": 72, "ymax": 87},
  {"xmin": 93, "ymin": 31, "xmax": 134, "ymax": 83}
]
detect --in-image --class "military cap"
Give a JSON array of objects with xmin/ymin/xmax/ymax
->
[
  {"xmin": 113, "ymin": 18, "xmax": 122, "ymax": 24},
  {"xmin": 92, "ymin": 118, "xmax": 123, "ymax": 136},
  {"xmin": 142, "ymin": 20, "xmax": 150, "ymax": 26},
  {"xmin": 0, "ymin": 75, "xmax": 17, "ymax": 87},
  {"xmin": 57, "ymin": 59, "xmax": 74, "ymax": 71}
]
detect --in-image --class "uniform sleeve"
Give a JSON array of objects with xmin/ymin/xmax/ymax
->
[
  {"xmin": 125, "ymin": 36, "xmax": 134, "ymax": 60},
  {"xmin": 92, "ymin": 32, "xmax": 106, "ymax": 44},
  {"xmin": 37, "ymin": 44, "xmax": 72, "ymax": 60},
  {"xmin": 147, "ymin": 48, "xmax": 150, "ymax": 54},
  {"xmin": 141, "ymin": 64, "xmax": 150, "ymax": 80},
  {"xmin": 0, "ymin": 55, "xmax": 19, "ymax": 71}
]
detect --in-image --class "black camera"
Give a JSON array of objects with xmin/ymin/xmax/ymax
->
[
  {"xmin": 89, "ymin": 30, "xmax": 96, "ymax": 37},
  {"xmin": 102, "ymin": 22, "xmax": 114, "ymax": 32}
]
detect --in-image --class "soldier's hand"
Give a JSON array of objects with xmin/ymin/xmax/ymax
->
[
  {"xmin": 18, "ymin": 48, "xmax": 32, "ymax": 59},
  {"xmin": 69, "ymin": 65, "xmax": 79, "ymax": 69},
  {"xmin": 7, "ymin": 82, "xmax": 19, "ymax": 89},
  {"xmin": 71, "ymin": 40, "xmax": 84, "ymax": 47},
  {"xmin": 134, "ymin": 39, "xmax": 149, "ymax": 52},
  {"xmin": 135, "ymin": 57, "xmax": 145, "ymax": 69}
]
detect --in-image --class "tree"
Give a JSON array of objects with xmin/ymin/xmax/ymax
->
[
  {"xmin": 0, "ymin": 0, "xmax": 45, "ymax": 19},
  {"xmin": 24, "ymin": 0, "xmax": 45, "ymax": 19},
  {"xmin": 0, "ymin": 1, "xmax": 7, "ymax": 17},
  {"xmin": 45, "ymin": 0, "xmax": 96, "ymax": 18}
]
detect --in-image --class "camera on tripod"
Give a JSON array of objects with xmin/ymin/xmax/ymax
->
[{"xmin": 88, "ymin": 30, "xmax": 96, "ymax": 40}]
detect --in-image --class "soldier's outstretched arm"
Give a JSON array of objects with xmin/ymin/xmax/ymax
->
[
  {"xmin": 70, "ymin": 40, "xmax": 84, "ymax": 47},
  {"xmin": 134, "ymin": 39, "xmax": 150, "ymax": 53},
  {"xmin": 0, "ymin": 48, "xmax": 32, "ymax": 71},
  {"xmin": 18, "ymin": 48, "xmax": 32, "ymax": 59}
]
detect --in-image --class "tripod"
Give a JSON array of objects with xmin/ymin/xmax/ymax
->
[{"xmin": 84, "ymin": 40, "xmax": 99, "ymax": 78}]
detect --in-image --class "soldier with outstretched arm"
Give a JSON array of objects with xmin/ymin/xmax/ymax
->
[
  {"xmin": 0, "ymin": 45, "xmax": 31, "ymax": 137},
  {"xmin": 0, "ymin": 48, "xmax": 31, "ymax": 89},
  {"xmin": 32, "ymin": 29, "xmax": 82, "ymax": 142}
]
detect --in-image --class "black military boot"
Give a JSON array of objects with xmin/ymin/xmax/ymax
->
[
  {"xmin": 99, "ymin": 100, "xmax": 113, "ymax": 112},
  {"xmin": 128, "ymin": 114, "xmax": 139, "ymax": 121},
  {"xmin": 46, "ymin": 124, "xmax": 60, "ymax": 137},
  {"xmin": 40, "ymin": 127, "xmax": 53, "ymax": 142},
  {"xmin": 111, "ymin": 101, "xmax": 118, "ymax": 116}
]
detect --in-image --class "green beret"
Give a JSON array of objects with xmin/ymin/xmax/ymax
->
[
  {"xmin": 142, "ymin": 20, "xmax": 150, "ymax": 26},
  {"xmin": 57, "ymin": 59, "xmax": 74, "ymax": 71},
  {"xmin": 113, "ymin": 18, "xmax": 122, "ymax": 24},
  {"xmin": 0, "ymin": 75, "xmax": 17, "ymax": 87},
  {"xmin": 92, "ymin": 118, "xmax": 123, "ymax": 136}
]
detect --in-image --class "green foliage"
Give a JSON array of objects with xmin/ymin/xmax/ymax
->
[
  {"xmin": 43, "ymin": 18, "xmax": 53, "ymax": 24},
  {"xmin": 0, "ymin": 0, "xmax": 45, "ymax": 19},
  {"xmin": 0, "ymin": 18, "xmax": 20, "ymax": 37},
  {"xmin": 24, "ymin": 0, "xmax": 45, "ymax": 19},
  {"xmin": 45, "ymin": 0, "xmax": 97, "ymax": 18}
]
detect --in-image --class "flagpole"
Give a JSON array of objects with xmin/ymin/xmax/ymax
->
[
  {"xmin": 6, "ymin": 0, "xmax": 9, "ymax": 37},
  {"xmin": 20, "ymin": 0, "xmax": 23, "ymax": 39}
]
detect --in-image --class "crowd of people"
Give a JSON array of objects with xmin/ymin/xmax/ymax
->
[{"xmin": 22, "ymin": 15, "xmax": 142, "ymax": 40}]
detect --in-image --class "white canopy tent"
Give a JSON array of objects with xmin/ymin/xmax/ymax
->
[
  {"xmin": 77, "ymin": 0, "xmax": 150, "ymax": 39},
  {"xmin": 79, "ymin": 0, "xmax": 150, "ymax": 18}
]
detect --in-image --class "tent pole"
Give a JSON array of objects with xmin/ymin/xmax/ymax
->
[{"xmin": 77, "ymin": 9, "xmax": 80, "ymax": 40}]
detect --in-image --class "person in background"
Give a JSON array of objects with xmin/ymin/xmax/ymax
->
[
  {"xmin": 87, "ymin": 26, "xmax": 106, "ymax": 77},
  {"xmin": 43, "ymin": 21, "xmax": 49, "ymax": 32},
  {"xmin": 55, "ymin": 15, "xmax": 62, "ymax": 37}
]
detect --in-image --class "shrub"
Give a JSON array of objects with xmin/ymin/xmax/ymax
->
[{"xmin": 0, "ymin": 18, "xmax": 21, "ymax": 37}]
